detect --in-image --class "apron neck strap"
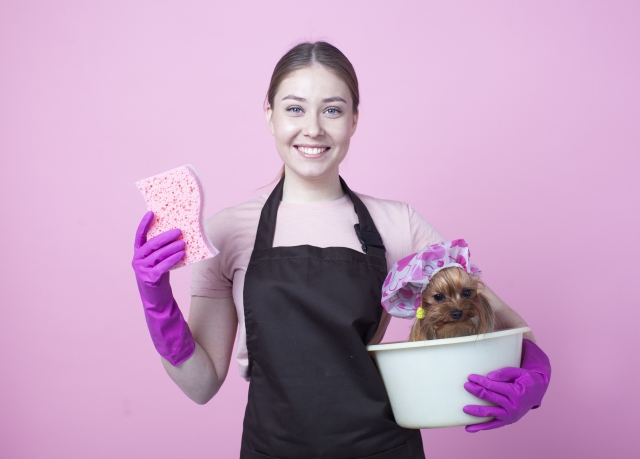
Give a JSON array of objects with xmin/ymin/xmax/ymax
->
[{"xmin": 253, "ymin": 175, "xmax": 386, "ymax": 256}]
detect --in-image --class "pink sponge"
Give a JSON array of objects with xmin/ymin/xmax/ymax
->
[{"xmin": 135, "ymin": 164, "xmax": 219, "ymax": 270}]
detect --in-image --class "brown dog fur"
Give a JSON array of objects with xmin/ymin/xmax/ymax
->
[{"xmin": 408, "ymin": 267, "xmax": 495, "ymax": 341}]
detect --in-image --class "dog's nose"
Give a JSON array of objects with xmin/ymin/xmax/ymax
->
[{"xmin": 450, "ymin": 310, "xmax": 463, "ymax": 320}]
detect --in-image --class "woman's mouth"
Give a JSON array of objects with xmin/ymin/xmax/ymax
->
[{"xmin": 295, "ymin": 145, "xmax": 330, "ymax": 157}]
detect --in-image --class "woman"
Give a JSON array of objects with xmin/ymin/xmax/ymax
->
[{"xmin": 132, "ymin": 42, "xmax": 551, "ymax": 459}]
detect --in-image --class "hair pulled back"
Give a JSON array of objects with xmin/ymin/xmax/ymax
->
[{"xmin": 267, "ymin": 41, "xmax": 360, "ymax": 114}]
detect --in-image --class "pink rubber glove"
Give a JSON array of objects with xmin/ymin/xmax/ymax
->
[
  {"xmin": 462, "ymin": 339, "xmax": 551, "ymax": 432},
  {"xmin": 132, "ymin": 211, "xmax": 195, "ymax": 366}
]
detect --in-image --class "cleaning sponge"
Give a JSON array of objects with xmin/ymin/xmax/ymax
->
[{"xmin": 135, "ymin": 164, "xmax": 218, "ymax": 270}]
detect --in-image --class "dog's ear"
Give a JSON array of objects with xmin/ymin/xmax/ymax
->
[{"xmin": 475, "ymin": 293, "xmax": 495, "ymax": 334}]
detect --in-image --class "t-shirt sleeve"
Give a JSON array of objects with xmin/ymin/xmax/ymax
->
[
  {"xmin": 190, "ymin": 210, "xmax": 234, "ymax": 299},
  {"xmin": 408, "ymin": 205, "xmax": 446, "ymax": 252}
]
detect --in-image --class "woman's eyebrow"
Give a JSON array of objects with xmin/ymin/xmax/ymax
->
[
  {"xmin": 281, "ymin": 95, "xmax": 347, "ymax": 104},
  {"xmin": 282, "ymin": 95, "xmax": 305, "ymax": 102},
  {"xmin": 322, "ymin": 97, "xmax": 347, "ymax": 104}
]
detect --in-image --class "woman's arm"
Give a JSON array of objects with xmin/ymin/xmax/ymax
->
[
  {"xmin": 482, "ymin": 283, "xmax": 536, "ymax": 342},
  {"xmin": 161, "ymin": 295, "xmax": 238, "ymax": 404}
]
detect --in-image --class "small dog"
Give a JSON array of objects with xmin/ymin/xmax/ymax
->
[{"xmin": 409, "ymin": 267, "xmax": 495, "ymax": 341}]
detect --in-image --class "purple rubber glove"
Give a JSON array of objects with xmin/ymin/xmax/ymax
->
[
  {"xmin": 462, "ymin": 339, "xmax": 551, "ymax": 432},
  {"xmin": 132, "ymin": 211, "xmax": 195, "ymax": 366}
]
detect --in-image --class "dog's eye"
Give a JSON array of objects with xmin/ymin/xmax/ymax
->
[
  {"xmin": 461, "ymin": 289, "xmax": 472, "ymax": 298},
  {"xmin": 433, "ymin": 293, "xmax": 445, "ymax": 302}
]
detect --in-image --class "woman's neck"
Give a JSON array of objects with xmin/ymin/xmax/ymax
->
[{"xmin": 281, "ymin": 168, "xmax": 345, "ymax": 204}]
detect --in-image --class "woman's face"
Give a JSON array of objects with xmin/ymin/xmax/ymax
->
[{"xmin": 266, "ymin": 65, "xmax": 358, "ymax": 181}]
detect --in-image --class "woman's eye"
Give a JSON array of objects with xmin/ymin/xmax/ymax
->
[
  {"xmin": 433, "ymin": 293, "xmax": 445, "ymax": 302},
  {"xmin": 286, "ymin": 106, "xmax": 303, "ymax": 114},
  {"xmin": 324, "ymin": 107, "xmax": 342, "ymax": 116},
  {"xmin": 461, "ymin": 289, "xmax": 472, "ymax": 298}
]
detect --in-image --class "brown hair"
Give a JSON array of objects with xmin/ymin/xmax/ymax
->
[
  {"xmin": 267, "ymin": 41, "xmax": 360, "ymax": 113},
  {"xmin": 266, "ymin": 41, "xmax": 360, "ymax": 182}
]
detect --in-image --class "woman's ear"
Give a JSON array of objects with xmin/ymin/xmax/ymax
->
[
  {"xmin": 265, "ymin": 104, "xmax": 275, "ymax": 136},
  {"xmin": 350, "ymin": 111, "xmax": 359, "ymax": 137}
]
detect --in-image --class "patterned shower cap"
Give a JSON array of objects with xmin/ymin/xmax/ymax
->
[{"xmin": 381, "ymin": 239, "xmax": 481, "ymax": 319}]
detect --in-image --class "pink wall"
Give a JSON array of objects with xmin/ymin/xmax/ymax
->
[{"xmin": 1, "ymin": 1, "xmax": 638, "ymax": 457}]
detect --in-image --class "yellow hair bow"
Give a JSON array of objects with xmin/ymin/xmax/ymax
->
[{"xmin": 416, "ymin": 307, "xmax": 426, "ymax": 319}]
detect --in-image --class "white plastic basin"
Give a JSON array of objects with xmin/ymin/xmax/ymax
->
[{"xmin": 367, "ymin": 327, "xmax": 530, "ymax": 429}]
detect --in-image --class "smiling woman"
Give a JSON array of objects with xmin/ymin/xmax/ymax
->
[
  {"xmin": 265, "ymin": 42, "xmax": 361, "ymax": 198},
  {"xmin": 266, "ymin": 64, "xmax": 357, "ymax": 196},
  {"xmin": 131, "ymin": 40, "xmax": 549, "ymax": 459}
]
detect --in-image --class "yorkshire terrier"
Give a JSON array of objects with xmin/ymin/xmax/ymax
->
[{"xmin": 408, "ymin": 267, "xmax": 495, "ymax": 341}]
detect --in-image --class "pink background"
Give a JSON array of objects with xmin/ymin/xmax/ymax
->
[{"xmin": 1, "ymin": 1, "xmax": 638, "ymax": 457}]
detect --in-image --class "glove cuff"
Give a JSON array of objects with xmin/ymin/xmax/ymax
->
[
  {"xmin": 521, "ymin": 339, "xmax": 551, "ymax": 409},
  {"xmin": 136, "ymin": 273, "xmax": 196, "ymax": 366},
  {"xmin": 521, "ymin": 339, "xmax": 551, "ymax": 382}
]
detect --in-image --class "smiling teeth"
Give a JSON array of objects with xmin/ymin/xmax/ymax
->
[{"xmin": 298, "ymin": 147, "xmax": 328, "ymax": 155}]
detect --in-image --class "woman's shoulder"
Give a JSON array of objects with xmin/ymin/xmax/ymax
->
[
  {"xmin": 354, "ymin": 192, "xmax": 413, "ymax": 226},
  {"xmin": 355, "ymin": 192, "xmax": 409, "ymax": 209},
  {"xmin": 354, "ymin": 191, "xmax": 445, "ymax": 256},
  {"xmin": 206, "ymin": 194, "xmax": 266, "ymax": 222},
  {"xmin": 202, "ymin": 194, "xmax": 267, "ymax": 248}
]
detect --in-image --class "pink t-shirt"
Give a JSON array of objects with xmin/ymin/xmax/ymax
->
[{"xmin": 190, "ymin": 190, "xmax": 444, "ymax": 380}]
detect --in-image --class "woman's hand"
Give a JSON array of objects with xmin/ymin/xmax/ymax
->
[
  {"xmin": 132, "ymin": 211, "xmax": 185, "ymax": 287},
  {"xmin": 132, "ymin": 211, "xmax": 195, "ymax": 366},
  {"xmin": 462, "ymin": 339, "xmax": 551, "ymax": 432}
]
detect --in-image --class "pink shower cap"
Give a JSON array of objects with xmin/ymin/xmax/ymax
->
[{"xmin": 381, "ymin": 239, "xmax": 482, "ymax": 319}]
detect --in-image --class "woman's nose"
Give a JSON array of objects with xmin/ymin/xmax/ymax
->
[
  {"xmin": 450, "ymin": 310, "xmax": 463, "ymax": 320},
  {"xmin": 302, "ymin": 115, "xmax": 323, "ymax": 137}
]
